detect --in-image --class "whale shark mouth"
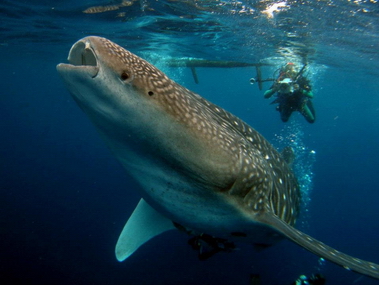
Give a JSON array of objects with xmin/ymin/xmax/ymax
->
[{"xmin": 65, "ymin": 40, "xmax": 99, "ymax": 77}]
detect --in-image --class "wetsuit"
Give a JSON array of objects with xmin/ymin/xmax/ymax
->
[{"xmin": 264, "ymin": 77, "xmax": 316, "ymax": 124}]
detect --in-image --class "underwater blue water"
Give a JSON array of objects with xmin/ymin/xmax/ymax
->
[{"xmin": 1, "ymin": 1, "xmax": 379, "ymax": 284}]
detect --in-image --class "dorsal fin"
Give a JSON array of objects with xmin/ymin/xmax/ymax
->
[
  {"xmin": 115, "ymin": 199, "xmax": 175, "ymax": 261},
  {"xmin": 259, "ymin": 212, "xmax": 379, "ymax": 279}
]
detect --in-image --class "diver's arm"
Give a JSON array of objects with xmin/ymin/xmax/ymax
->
[
  {"xmin": 301, "ymin": 89, "xmax": 313, "ymax": 98},
  {"xmin": 264, "ymin": 85, "xmax": 278, "ymax": 99}
]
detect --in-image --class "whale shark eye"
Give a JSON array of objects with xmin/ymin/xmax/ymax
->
[
  {"xmin": 148, "ymin": 91, "xmax": 154, "ymax": 96},
  {"xmin": 121, "ymin": 72, "xmax": 129, "ymax": 81}
]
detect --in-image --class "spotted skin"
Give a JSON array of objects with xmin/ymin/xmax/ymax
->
[
  {"xmin": 57, "ymin": 37, "xmax": 379, "ymax": 279},
  {"xmin": 94, "ymin": 37, "xmax": 300, "ymax": 223}
]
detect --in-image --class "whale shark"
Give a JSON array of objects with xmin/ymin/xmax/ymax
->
[{"xmin": 57, "ymin": 36, "xmax": 379, "ymax": 279}]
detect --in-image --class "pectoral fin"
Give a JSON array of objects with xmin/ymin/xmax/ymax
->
[
  {"xmin": 115, "ymin": 199, "xmax": 175, "ymax": 261},
  {"xmin": 259, "ymin": 212, "xmax": 379, "ymax": 279}
]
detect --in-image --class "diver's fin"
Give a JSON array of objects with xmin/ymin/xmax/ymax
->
[
  {"xmin": 281, "ymin": 146, "xmax": 295, "ymax": 166},
  {"xmin": 115, "ymin": 199, "xmax": 175, "ymax": 261},
  {"xmin": 259, "ymin": 212, "xmax": 379, "ymax": 279}
]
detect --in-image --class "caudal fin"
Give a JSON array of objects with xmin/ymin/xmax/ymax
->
[{"xmin": 259, "ymin": 212, "xmax": 379, "ymax": 279}]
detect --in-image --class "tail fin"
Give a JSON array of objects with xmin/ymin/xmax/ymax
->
[{"xmin": 259, "ymin": 212, "xmax": 379, "ymax": 279}]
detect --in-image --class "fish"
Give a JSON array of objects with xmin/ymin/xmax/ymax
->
[
  {"xmin": 83, "ymin": 0, "xmax": 134, "ymax": 14},
  {"xmin": 56, "ymin": 36, "xmax": 379, "ymax": 279}
]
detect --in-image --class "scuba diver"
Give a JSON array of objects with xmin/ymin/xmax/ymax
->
[
  {"xmin": 188, "ymin": 233, "xmax": 236, "ymax": 260},
  {"xmin": 264, "ymin": 62, "xmax": 316, "ymax": 124},
  {"xmin": 248, "ymin": 273, "xmax": 326, "ymax": 285},
  {"xmin": 290, "ymin": 273, "xmax": 326, "ymax": 285}
]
